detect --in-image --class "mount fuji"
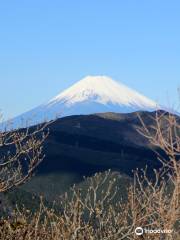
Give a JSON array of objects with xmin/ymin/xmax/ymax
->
[{"xmin": 3, "ymin": 76, "xmax": 158, "ymax": 129}]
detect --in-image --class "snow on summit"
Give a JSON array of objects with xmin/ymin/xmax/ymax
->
[
  {"xmin": 49, "ymin": 76, "xmax": 157, "ymax": 108},
  {"xmin": 3, "ymin": 76, "xmax": 158, "ymax": 129}
]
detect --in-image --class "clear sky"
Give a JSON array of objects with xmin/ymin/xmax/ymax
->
[{"xmin": 0, "ymin": 0, "xmax": 179, "ymax": 119}]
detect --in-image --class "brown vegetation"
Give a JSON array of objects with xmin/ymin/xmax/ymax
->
[
  {"xmin": 0, "ymin": 117, "xmax": 49, "ymax": 192},
  {"xmin": 0, "ymin": 111, "xmax": 179, "ymax": 239}
]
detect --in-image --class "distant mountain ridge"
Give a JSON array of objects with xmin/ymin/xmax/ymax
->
[{"xmin": 2, "ymin": 76, "xmax": 158, "ymax": 130}]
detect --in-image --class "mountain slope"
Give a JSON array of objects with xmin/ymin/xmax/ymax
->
[
  {"xmin": 3, "ymin": 76, "xmax": 158, "ymax": 129},
  {"xmin": 19, "ymin": 111, "xmax": 161, "ymax": 200},
  {"xmin": 49, "ymin": 76, "xmax": 157, "ymax": 109}
]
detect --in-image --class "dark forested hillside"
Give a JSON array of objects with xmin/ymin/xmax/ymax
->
[
  {"xmin": 18, "ymin": 111, "xmax": 163, "ymax": 200},
  {"xmin": 0, "ymin": 110, "xmax": 174, "ymax": 209}
]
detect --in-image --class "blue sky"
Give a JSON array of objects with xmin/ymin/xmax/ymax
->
[{"xmin": 0, "ymin": 1, "xmax": 179, "ymax": 119}]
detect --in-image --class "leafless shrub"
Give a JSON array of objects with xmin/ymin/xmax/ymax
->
[
  {"xmin": 134, "ymin": 110, "xmax": 180, "ymax": 239},
  {"xmin": 0, "ymin": 115, "xmax": 50, "ymax": 193}
]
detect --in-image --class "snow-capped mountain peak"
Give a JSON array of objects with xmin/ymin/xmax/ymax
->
[
  {"xmin": 2, "ymin": 76, "xmax": 158, "ymax": 129},
  {"xmin": 48, "ymin": 75, "xmax": 157, "ymax": 109}
]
